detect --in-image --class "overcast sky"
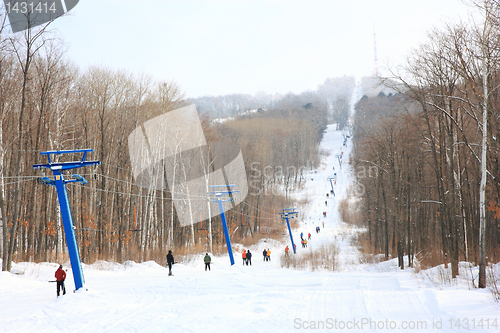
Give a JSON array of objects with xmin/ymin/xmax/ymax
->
[{"xmin": 39, "ymin": 0, "xmax": 476, "ymax": 98}]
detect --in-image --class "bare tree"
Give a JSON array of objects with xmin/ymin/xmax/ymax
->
[{"xmin": 3, "ymin": 16, "xmax": 54, "ymax": 271}]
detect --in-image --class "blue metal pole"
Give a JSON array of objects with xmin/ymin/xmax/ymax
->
[
  {"xmin": 285, "ymin": 216, "xmax": 296, "ymax": 254},
  {"xmin": 329, "ymin": 180, "xmax": 335, "ymax": 197},
  {"xmin": 327, "ymin": 177, "xmax": 336, "ymax": 197},
  {"xmin": 53, "ymin": 171, "xmax": 85, "ymax": 290},
  {"xmin": 34, "ymin": 149, "xmax": 99, "ymax": 291},
  {"xmin": 216, "ymin": 196, "xmax": 235, "ymax": 265}
]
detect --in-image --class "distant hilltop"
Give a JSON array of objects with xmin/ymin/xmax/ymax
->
[{"xmin": 360, "ymin": 76, "xmax": 398, "ymax": 98}]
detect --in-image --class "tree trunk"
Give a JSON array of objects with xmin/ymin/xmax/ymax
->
[{"xmin": 479, "ymin": 45, "xmax": 488, "ymax": 289}]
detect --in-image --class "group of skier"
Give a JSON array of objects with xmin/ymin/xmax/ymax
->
[
  {"xmin": 262, "ymin": 249, "xmax": 271, "ymax": 261},
  {"xmin": 242, "ymin": 248, "xmax": 275, "ymax": 263},
  {"xmin": 53, "ymin": 224, "xmax": 324, "ymax": 297},
  {"xmin": 54, "ymin": 207, "xmax": 326, "ymax": 296},
  {"xmin": 241, "ymin": 249, "xmax": 252, "ymax": 265},
  {"xmin": 53, "ymin": 157, "xmax": 335, "ymax": 297},
  {"xmin": 299, "ymin": 232, "xmax": 312, "ymax": 248},
  {"xmin": 50, "ymin": 138, "xmax": 344, "ymax": 298}
]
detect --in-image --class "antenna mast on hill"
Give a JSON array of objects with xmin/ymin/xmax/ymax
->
[{"xmin": 373, "ymin": 23, "xmax": 379, "ymax": 76}]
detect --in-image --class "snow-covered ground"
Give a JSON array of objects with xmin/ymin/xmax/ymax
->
[{"xmin": 2, "ymin": 86, "xmax": 500, "ymax": 332}]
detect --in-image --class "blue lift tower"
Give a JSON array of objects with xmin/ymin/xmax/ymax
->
[
  {"xmin": 207, "ymin": 185, "xmax": 239, "ymax": 266},
  {"xmin": 280, "ymin": 208, "xmax": 298, "ymax": 254},
  {"xmin": 33, "ymin": 149, "xmax": 100, "ymax": 291},
  {"xmin": 327, "ymin": 174, "xmax": 337, "ymax": 196}
]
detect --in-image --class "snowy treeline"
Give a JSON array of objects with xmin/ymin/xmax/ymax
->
[{"xmin": 351, "ymin": 1, "xmax": 500, "ymax": 289}]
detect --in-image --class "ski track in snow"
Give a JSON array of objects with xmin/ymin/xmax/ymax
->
[{"xmin": 2, "ymin": 80, "xmax": 500, "ymax": 332}]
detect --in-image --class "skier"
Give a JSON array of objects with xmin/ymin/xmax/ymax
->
[
  {"xmin": 285, "ymin": 246, "xmax": 289, "ymax": 255},
  {"xmin": 301, "ymin": 239, "xmax": 305, "ymax": 248},
  {"xmin": 242, "ymin": 249, "xmax": 247, "ymax": 265},
  {"xmin": 55, "ymin": 264, "xmax": 66, "ymax": 297},
  {"xmin": 323, "ymin": 211, "xmax": 326, "ymax": 217},
  {"xmin": 266, "ymin": 249, "xmax": 271, "ymax": 261},
  {"xmin": 262, "ymin": 249, "xmax": 267, "ymax": 261},
  {"xmin": 204, "ymin": 253, "xmax": 211, "ymax": 271},
  {"xmin": 325, "ymin": 200, "xmax": 327, "ymax": 206},
  {"xmin": 167, "ymin": 250, "xmax": 174, "ymax": 276},
  {"xmin": 300, "ymin": 232, "xmax": 304, "ymax": 241},
  {"xmin": 304, "ymin": 239, "xmax": 308, "ymax": 248},
  {"xmin": 308, "ymin": 233, "xmax": 311, "ymax": 240},
  {"xmin": 322, "ymin": 221, "xmax": 325, "ymax": 228},
  {"xmin": 246, "ymin": 250, "xmax": 252, "ymax": 266}
]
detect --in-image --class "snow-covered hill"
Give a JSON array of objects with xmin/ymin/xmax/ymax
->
[{"xmin": 1, "ymin": 89, "xmax": 499, "ymax": 332}]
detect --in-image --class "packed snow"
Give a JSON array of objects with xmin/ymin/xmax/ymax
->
[{"xmin": 2, "ymin": 88, "xmax": 500, "ymax": 332}]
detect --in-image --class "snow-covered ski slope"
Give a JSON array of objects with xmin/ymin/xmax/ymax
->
[{"xmin": 2, "ymin": 85, "xmax": 500, "ymax": 332}]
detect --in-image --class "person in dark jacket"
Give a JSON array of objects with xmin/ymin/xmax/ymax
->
[
  {"xmin": 167, "ymin": 250, "xmax": 174, "ymax": 276},
  {"xmin": 246, "ymin": 250, "xmax": 252, "ymax": 266},
  {"xmin": 204, "ymin": 253, "xmax": 211, "ymax": 271},
  {"xmin": 55, "ymin": 265, "xmax": 66, "ymax": 297},
  {"xmin": 262, "ymin": 249, "xmax": 267, "ymax": 261}
]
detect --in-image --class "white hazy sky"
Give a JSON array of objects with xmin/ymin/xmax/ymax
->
[{"xmin": 40, "ymin": 0, "xmax": 476, "ymax": 98}]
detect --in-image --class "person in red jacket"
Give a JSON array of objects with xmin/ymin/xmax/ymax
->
[
  {"xmin": 55, "ymin": 265, "xmax": 66, "ymax": 297},
  {"xmin": 242, "ymin": 250, "xmax": 247, "ymax": 265}
]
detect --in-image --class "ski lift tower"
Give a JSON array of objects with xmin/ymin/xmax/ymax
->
[
  {"xmin": 335, "ymin": 154, "xmax": 342, "ymax": 169},
  {"xmin": 280, "ymin": 208, "xmax": 298, "ymax": 254},
  {"xmin": 327, "ymin": 174, "xmax": 337, "ymax": 196},
  {"xmin": 33, "ymin": 149, "xmax": 100, "ymax": 291},
  {"xmin": 207, "ymin": 184, "xmax": 239, "ymax": 265}
]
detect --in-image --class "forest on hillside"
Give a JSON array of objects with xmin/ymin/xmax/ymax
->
[
  {"xmin": 0, "ymin": 9, "xmax": 355, "ymax": 271},
  {"xmin": 190, "ymin": 75, "xmax": 354, "ymax": 121},
  {"xmin": 350, "ymin": 0, "xmax": 500, "ymax": 288}
]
